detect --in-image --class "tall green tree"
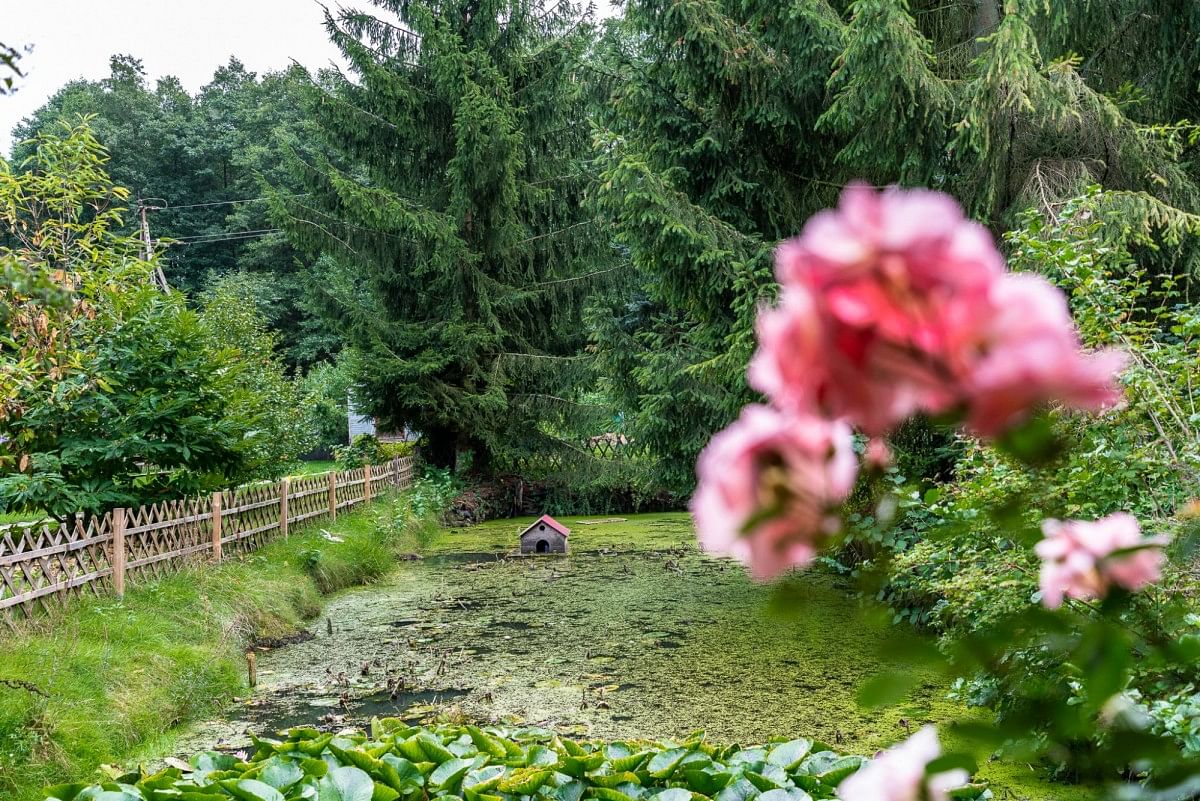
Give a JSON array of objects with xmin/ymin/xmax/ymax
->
[
  {"xmin": 590, "ymin": 0, "xmax": 1200, "ymax": 491},
  {"xmin": 10, "ymin": 56, "xmax": 339, "ymax": 368},
  {"xmin": 274, "ymin": 1, "xmax": 611, "ymax": 469}
]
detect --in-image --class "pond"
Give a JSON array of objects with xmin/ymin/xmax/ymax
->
[{"xmin": 173, "ymin": 513, "xmax": 1079, "ymax": 800}]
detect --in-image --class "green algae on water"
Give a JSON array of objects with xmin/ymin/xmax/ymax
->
[{"xmin": 170, "ymin": 512, "xmax": 1087, "ymax": 801}]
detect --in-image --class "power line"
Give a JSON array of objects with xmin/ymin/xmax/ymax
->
[
  {"xmin": 158, "ymin": 192, "xmax": 311, "ymax": 212},
  {"xmin": 174, "ymin": 228, "xmax": 284, "ymax": 246},
  {"xmin": 174, "ymin": 226, "xmax": 282, "ymax": 242}
]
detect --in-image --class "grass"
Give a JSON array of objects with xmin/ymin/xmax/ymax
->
[
  {"xmin": 287, "ymin": 460, "xmax": 338, "ymax": 476},
  {"xmin": 0, "ymin": 491, "xmax": 433, "ymax": 801}
]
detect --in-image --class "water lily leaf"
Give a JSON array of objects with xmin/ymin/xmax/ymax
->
[
  {"xmin": 795, "ymin": 753, "xmax": 840, "ymax": 777},
  {"xmin": 77, "ymin": 790, "xmax": 144, "ymax": 801},
  {"xmin": 193, "ymin": 753, "xmax": 239, "ymax": 773},
  {"xmin": 609, "ymin": 752, "xmax": 649, "ymax": 773},
  {"xmin": 585, "ymin": 788, "xmax": 638, "ymax": 801},
  {"xmin": 429, "ymin": 758, "xmax": 477, "ymax": 793},
  {"xmin": 743, "ymin": 770, "xmax": 787, "ymax": 793},
  {"xmin": 604, "ymin": 743, "xmax": 634, "ymax": 760},
  {"xmin": 526, "ymin": 745, "xmax": 559, "ymax": 768},
  {"xmin": 755, "ymin": 790, "xmax": 810, "ymax": 801},
  {"xmin": 466, "ymin": 726, "xmax": 508, "ymax": 759},
  {"xmin": 220, "ymin": 778, "xmax": 285, "ymax": 801},
  {"xmin": 552, "ymin": 779, "xmax": 587, "ymax": 801},
  {"xmin": 714, "ymin": 777, "xmax": 758, "ymax": 801},
  {"xmin": 380, "ymin": 755, "xmax": 425, "ymax": 792},
  {"xmin": 258, "ymin": 758, "xmax": 304, "ymax": 790},
  {"xmin": 396, "ymin": 738, "xmax": 429, "ymax": 764},
  {"xmin": 558, "ymin": 738, "xmax": 587, "ymax": 758},
  {"xmin": 650, "ymin": 789, "xmax": 692, "ymax": 801},
  {"xmin": 318, "ymin": 766, "xmax": 375, "ymax": 801},
  {"xmin": 765, "ymin": 741, "xmax": 811, "ymax": 771},
  {"xmin": 463, "ymin": 765, "xmax": 506, "ymax": 800},
  {"xmin": 587, "ymin": 771, "xmax": 641, "ymax": 788},
  {"xmin": 681, "ymin": 769, "xmax": 731, "ymax": 795},
  {"xmin": 498, "ymin": 767, "xmax": 553, "ymax": 794},
  {"xmin": 563, "ymin": 754, "xmax": 607, "ymax": 777},
  {"xmin": 647, "ymin": 749, "xmax": 688, "ymax": 779},
  {"xmin": 416, "ymin": 733, "xmax": 458, "ymax": 765},
  {"xmin": 726, "ymin": 749, "xmax": 766, "ymax": 767},
  {"xmin": 815, "ymin": 757, "xmax": 864, "ymax": 785}
]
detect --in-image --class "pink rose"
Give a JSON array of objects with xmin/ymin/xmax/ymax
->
[
  {"xmin": 748, "ymin": 289, "xmax": 949, "ymax": 436},
  {"xmin": 956, "ymin": 274, "xmax": 1128, "ymax": 436},
  {"xmin": 1035, "ymin": 513, "xmax": 1169, "ymax": 609},
  {"xmin": 761, "ymin": 183, "xmax": 1002, "ymax": 434},
  {"xmin": 690, "ymin": 405, "xmax": 858, "ymax": 580},
  {"xmin": 754, "ymin": 184, "xmax": 1126, "ymax": 438},
  {"xmin": 837, "ymin": 726, "xmax": 968, "ymax": 801}
]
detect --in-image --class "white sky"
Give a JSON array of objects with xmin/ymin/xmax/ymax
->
[{"xmin": 0, "ymin": 0, "xmax": 617, "ymax": 155}]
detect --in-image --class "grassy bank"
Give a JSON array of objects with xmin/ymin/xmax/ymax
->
[{"xmin": 0, "ymin": 492, "xmax": 432, "ymax": 801}]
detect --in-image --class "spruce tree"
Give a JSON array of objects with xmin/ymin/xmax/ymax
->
[
  {"xmin": 590, "ymin": 0, "xmax": 1200, "ymax": 491},
  {"xmin": 275, "ymin": 1, "xmax": 608, "ymax": 469}
]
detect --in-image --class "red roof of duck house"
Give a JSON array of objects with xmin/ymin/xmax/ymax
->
[{"xmin": 528, "ymin": 514, "xmax": 570, "ymax": 537}]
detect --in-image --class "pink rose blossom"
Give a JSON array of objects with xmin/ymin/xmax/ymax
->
[
  {"xmin": 837, "ymin": 726, "xmax": 968, "ymax": 801},
  {"xmin": 748, "ymin": 289, "xmax": 950, "ymax": 435},
  {"xmin": 956, "ymin": 273, "xmax": 1128, "ymax": 436},
  {"xmin": 762, "ymin": 183, "xmax": 1002, "ymax": 434},
  {"xmin": 690, "ymin": 405, "xmax": 857, "ymax": 580},
  {"xmin": 1035, "ymin": 513, "xmax": 1169, "ymax": 609},
  {"xmin": 753, "ymin": 183, "xmax": 1126, "ymax": 438}
]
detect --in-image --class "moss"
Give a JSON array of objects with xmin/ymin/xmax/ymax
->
[
  {"xmin": 0, "ymin": 493, "xmax": 426, "ymax": 801},
  {"xmin": 174, "ymin": 512, "xmax": 1087, "ymax": 800}
]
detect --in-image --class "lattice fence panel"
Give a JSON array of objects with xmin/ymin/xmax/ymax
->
[
  {"xmin": 337, "ymin": 467, "xmax": 365, "ymax": 513},
  {"xmin": 1, "ymin": 460, "xmax": 408, "ymax": 622},
  {"xmin": 394, "ymin": 457, "xmax": 414, "ymax": 488},
  {"xmin": 224, "ymin": 482, "xmax": 282, "ymax": 555},
  {"xmin": 0, "ymin": 514, "xmax": 114, "ymax": 621},
  {"xmin": 288, "ymin": 474, "xmax": 329, "ymax": 527},
  {"xmin": 126, "ymin": 496, "xmax": 213, "ymax": 581}
]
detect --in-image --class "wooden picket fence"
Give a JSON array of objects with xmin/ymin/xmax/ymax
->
[{"xmin": 0, "ymin": 457, "xmax": 415, "ymax": 624}]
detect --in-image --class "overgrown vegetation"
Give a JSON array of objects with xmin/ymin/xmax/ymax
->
[{"xmin": 0, "ymin": 493, "xmax": 438, "ymax": 801}]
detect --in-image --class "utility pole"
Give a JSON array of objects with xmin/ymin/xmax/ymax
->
[{"xmin": 137, "ymin": 198, "xmax": 170, "ymax": 292}]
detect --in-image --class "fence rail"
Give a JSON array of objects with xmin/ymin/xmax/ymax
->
[{"xmin": 0, "ymin": 457, "xmax": 414, "ymax": 623}]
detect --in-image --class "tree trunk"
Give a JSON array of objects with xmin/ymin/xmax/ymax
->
[
  {"xmin": 423, "ymin": 425, "xmax": 459, "ymax": 470},
  {"xmin": 972, "ymin": 0, "xmax": 1002, "ymax": 55}
]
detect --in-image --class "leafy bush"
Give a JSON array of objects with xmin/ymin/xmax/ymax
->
[
  {"xmin": 335, "ymin": 434, "xmax": 385, "ymax": 468},
  {"xmin": 0, "ymin": 120, "xmax": 312, "ymax": 519},
  {"xmin": 43, "ymin": 722, "xmax": 990, "ymax": 801},
  {"xmin": 335, "ymin": 435, "xmax": 417, "ymax": 469},
  {"xmin": 298, "ymin": 356, "xmax": 354, "ymax": 452},
  {"xmin": 199, "ymin": 277, "xmax": 317, "ymax": 479}
]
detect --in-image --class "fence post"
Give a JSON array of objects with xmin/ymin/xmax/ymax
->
[
  {"xmin": 328, "ymin": 471, "xmax": 338, "ymax": 520},
  {"xmin": 211, "ymin": 492, "xmax": 223, "ymax": 562},
  {"xmin": 364, "ymin": 464, "xmax": 372, "ymax": 504},
  {"xmin": 279, "ymin": 477, "xmax": 290, "ymax": 539},
  {"xmin": 392, "ymin": 457, "xmax": 400, "ymax": 487},
  {"xmin": 112, "ymin": 507, "xmax": 127, "ymax": 597}
]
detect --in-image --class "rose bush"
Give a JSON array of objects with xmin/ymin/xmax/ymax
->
[{"xmin": 693, "ymin": 184, "xmax": 1195, "ymax": 798}]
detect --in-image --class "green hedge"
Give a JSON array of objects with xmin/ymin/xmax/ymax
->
[{"xmin": 42, "ymin": 723, "xmax": 990, "ymax": 801}]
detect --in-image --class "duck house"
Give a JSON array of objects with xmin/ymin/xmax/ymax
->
[{"xmin": 520, "ymin": 514, "xmax": 569, "ymax": 554}]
